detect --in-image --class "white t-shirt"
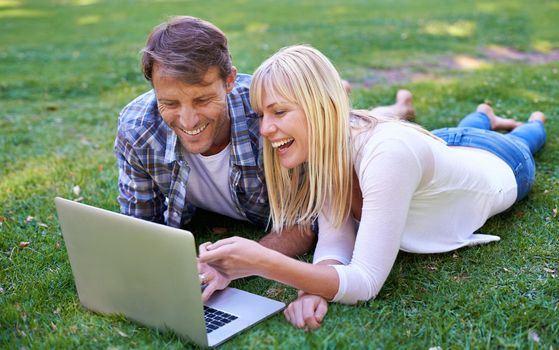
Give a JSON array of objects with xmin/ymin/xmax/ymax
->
[
  {"xmin": 313, "ymin": 121, "xmax": 517, "ymax": 304},
  {"xmin": 183, "ymin": 144, "xmax": 248, "ymax": 221}
]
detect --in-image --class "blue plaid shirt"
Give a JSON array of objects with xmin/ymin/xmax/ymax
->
[{"xmin": 114, "ymin": 74, "xmax": 269, "ymax": 228}]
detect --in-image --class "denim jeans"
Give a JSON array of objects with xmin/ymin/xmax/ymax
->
[{"xmin": 431, "ymin": 112, "xmax": 546, "ymax": 202}]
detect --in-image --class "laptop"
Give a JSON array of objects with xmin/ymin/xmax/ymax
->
[{"xmin": 54, "ymin": 197, "xmax": 285, "ymax": 347}]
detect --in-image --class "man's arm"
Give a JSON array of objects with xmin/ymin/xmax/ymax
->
[
  {"xmin": 258, "ymin": 224, "xmax": 316, "ymax": 257},
  {"xmin": 114, "ymin": 130, "xmax": 166, "ymax": 223}
]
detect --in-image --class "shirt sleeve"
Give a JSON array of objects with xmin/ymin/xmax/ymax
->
[
  {"xmin": 114, "ymin": 128, "xmax": 166, "ymax": 224},
  {"xmin": 330, "ymin": 137, "xmax": 423, "ymax": 304},
  {"xmin": 313, "ymin": 208, "xmax": 356, "ymax": 265}
]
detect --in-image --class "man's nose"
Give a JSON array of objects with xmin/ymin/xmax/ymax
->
[
  {"xmin": 179, "ymin": 106, "xmax": 200, "ymax": 128},
  {"xmin": 259, "ymin": 114, "xmax": 277, "ymax": 137}
]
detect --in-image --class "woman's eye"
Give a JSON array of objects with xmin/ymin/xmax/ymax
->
[{"xmin": 274, "ymin": 110, "xmax": 286, "ymax": 116}]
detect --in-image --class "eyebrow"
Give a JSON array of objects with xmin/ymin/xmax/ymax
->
[
  {"xmin": 265, "ymin": 101, "xmax": 292, "ymax": 109},
  {"xmin": 195, "ymin": 94, "xmax": 215, "ymax": 100}
]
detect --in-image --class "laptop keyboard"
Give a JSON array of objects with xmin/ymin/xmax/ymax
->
[{"xmin": 204, "ymin": 305, "xmax": 238, "ymax": 333}]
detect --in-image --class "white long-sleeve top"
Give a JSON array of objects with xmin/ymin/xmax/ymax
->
[{"xmin": 313, "ymin": 121, "xmax": 517, "ymax": 304}]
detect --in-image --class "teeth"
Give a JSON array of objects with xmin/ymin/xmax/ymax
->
[
  {"xmin": 182, "ymin": 123, "xmax": 208, "ymax": 135},
  {"xmin": 271, "ymin": 138, "xmax": 294, "ymax": 148}
]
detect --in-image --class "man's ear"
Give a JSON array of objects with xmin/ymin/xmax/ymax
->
[{"xmin": 225, "ymin": 66, "xmax": 237, "ymax": 93}]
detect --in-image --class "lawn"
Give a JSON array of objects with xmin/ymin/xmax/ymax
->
[{"xmin": 1, "ymin": 0, "xmax": 558, "ymax": 348}]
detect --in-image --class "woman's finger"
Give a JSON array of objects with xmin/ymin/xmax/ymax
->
[
  {"xmin": 205, "ymin": 237, "xmax": 240, "ymax": 250},
  {"xmin": 285, "ymin": 303, "xmax": 298, "ymax": 328},
  {"xmin": 283, "ymin": 307, "xmax": 292, "ymax": 325},
  {"xmin": 198, "ymin": 245, "xmax": 230, "ymax": 264},
  {"xmin": 314, "ymin": 299, "xmax": 328, "ymax": 323},
  {"xmin": 201, "ymin": 279, "xmax": 217, "ymax": 303},
  {"xmin": 199, "ymin": 242, "xmax": 212, "ymax": 254},
  {"xmin": 302, "ymin": 298, "xmax": 321, "ymax": 330},
  {"xmin": 292, "ymin": 300, "xmax": 305, "ymax": 329}
]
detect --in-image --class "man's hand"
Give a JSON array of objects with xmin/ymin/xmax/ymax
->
[
  {"xmin": 283, "ymin": 291, "xmax": 328, "ymax": 331},
  {"xmin": 199, "ymin": 237, "xmax": 273, "ymax": 279},
  {"xmin": 198, "ymin": 243, "xmax": 232, "ymax": 302}
]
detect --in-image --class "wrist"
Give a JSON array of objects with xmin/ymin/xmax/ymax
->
[{"xmin": 257, "ymin": 247, "xmax": 282, "ymax": 278}]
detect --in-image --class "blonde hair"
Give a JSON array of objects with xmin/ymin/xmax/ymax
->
[
  {"xmin": 251, "ymin": 45, "xmax": 443, "ymax": 233},
  {"xmin": 250, "ymin": 45, "xmax": 353, "ymax": 232}
]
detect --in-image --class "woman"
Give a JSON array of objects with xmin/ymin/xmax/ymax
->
[{"xmin": 199, "ymin": 45, "xmax": 547, "ymax": 330}]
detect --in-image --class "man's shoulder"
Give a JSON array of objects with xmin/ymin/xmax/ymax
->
[
  {"xmin": 118, "ymin": 90, "xmax": 160, "ymax": 128},
  {"xmin": 228, "ymin": 73, "xmax": 260, "ymax": 140},
  {"xmin": 234, "ymin": 73, "xmax": 252, "ymax": 90},
  {"xmin": 229, "ymin": 73, "xmax": 257, "ymax": 120},
  {"xmin": 118, "ymin": 90, "xmax": 167, "ymax": 131},
  {"xmin": 116, "ymin": 90, "xmax": 169, "ymax": 149}
]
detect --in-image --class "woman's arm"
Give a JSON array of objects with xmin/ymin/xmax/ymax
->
[
  {"xmin": 199, "ymin": 237, "xmax": 340, "ymax": 300},
  {"xmin": 330, "ymin": 135, "xmax": 424, "ymax": 303},
  {"xmin": 200, "ymin": 130, "xmax": 426, "ymax": 304},
  {"xmin": 283, "ymin": 259, "xmax": 340, "ymax": 330},
  {"xmin": 198, "ymin": 208, "xmax": 355, "ymax": 301}
]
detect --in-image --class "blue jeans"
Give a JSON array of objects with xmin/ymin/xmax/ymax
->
[{"xmin": 431, "ymin": 112, "xmax": 546, "ymax": 202}]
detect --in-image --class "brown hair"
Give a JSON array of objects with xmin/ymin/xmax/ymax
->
[{"xmin": 141, "ymin": 16, "xmax": 232, "ymax": 85}]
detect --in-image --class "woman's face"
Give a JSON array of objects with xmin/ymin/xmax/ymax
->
[{"xmin": 259, "ymin": 90, "xmax": 309, "ymax": 169}]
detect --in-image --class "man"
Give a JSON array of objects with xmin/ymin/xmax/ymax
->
[{"xmin": 114, "ymin": 16, "xmax": 313, "ymax": 298}]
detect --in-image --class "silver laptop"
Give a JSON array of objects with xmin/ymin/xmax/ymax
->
[{"xmin": 55, "ymin": 197, "xmax": 285, "ymax": 347}]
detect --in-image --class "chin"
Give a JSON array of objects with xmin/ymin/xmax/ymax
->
[
  {"xmin": 280, "ymin": 159, "xmax": 304, "ymax": 169},
  {"xmin": 181, "ymin": 140, "xmax": 211, "ymax": 155}
]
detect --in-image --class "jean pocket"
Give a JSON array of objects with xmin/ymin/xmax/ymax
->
[{"xmin": 513, "ymin": 162, "xmax": 523, "ymax": 176}]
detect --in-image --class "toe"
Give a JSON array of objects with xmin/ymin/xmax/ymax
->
[
  {"xmin": 476, "ymin": 103, "xmax": 493, "ymax": 115},
  {"xmin": 528, "ymin": 111, "xmax": 545, "ymax": 123}
]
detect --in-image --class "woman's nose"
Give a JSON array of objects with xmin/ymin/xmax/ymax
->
[{"xmin": 259, "ymin": 114, "xmax": 277, "ymax": 137}]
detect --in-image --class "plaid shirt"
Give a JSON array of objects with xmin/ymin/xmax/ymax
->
[{"xmin": 114, "ymin": 74, "xmax": 269, "ymax": 228}]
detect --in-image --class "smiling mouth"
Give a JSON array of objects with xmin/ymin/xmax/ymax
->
[
  {"xmin": 271, "ymin": 138, "xmax": 294, "ymax": 150},
  {"xmin": 179, "ymin": 123, "xmax": 209, "ymax": 136}
]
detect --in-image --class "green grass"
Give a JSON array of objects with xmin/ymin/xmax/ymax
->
[{"xmin": 1, "ymin": 0, "xmax": 558, "ymax": 348}]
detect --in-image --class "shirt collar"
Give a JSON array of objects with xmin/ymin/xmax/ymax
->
[{"xmin": 228, "ymin": 95, "xmax": 257, "ymax": 167}]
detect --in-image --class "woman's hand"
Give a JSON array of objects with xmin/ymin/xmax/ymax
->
[
  {"xmin": 284, "ymin": 291, "xmax": 328, "ymax": 331},
  {"xmin": 198, "ymin": 237, "xmax": 273, "ymax": 279},
  {"xmin": 201, "ymin": 239, "xmax": 340, "ymax": 303},
  {"xmin": 198, "ymin": 261, "xmax": 231, "ymax": 302},
  {"xmin": 198, "ymin": 243, "xmax": 231, "ymax": 302}
]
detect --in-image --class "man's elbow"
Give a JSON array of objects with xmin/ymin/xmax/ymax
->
[{"xmin": 259, "ymin": 225, "xmax": 316, "ymax": 257}]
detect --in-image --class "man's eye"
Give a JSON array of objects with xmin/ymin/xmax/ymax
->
[{"xmin": 159, "ymin": 102, "xmax": 177, "ymax": 109}]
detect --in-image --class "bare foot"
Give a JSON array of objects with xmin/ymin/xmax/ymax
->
[
  {"xmin": 393, "ymin": 89, "xmax": 416, "ymax": 121},
  {"xmin": 476, "ymin": 103, "xmax": 523, "ymax": 131},
  {"xmin": 528, "ymin": 111, "xmax": 545, "ymax": 123},
  {"xmin": 396, "ymin": 89, "xmax": 413, "ymax": 106},
  {"xmin": 342, "ymin": 80, "xmax": 352, "ymax": 94},
  {"xmin": 369, "ymin": 89, "xmax": 416, "ymax": 121}
]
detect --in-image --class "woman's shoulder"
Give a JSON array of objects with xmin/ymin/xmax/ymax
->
[
  {"xmin": 350, "ymin": 120, "xmax": 437, "ymax": 176},
  {"xmin": 351, "ymin": 120, "xmax": 424, "ymax": 150}
]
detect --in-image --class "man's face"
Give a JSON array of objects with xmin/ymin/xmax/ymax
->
[{"xmin": 153, "ymin": 65, "xmax": 236, "ymax": 156}]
